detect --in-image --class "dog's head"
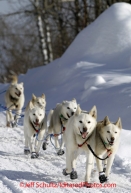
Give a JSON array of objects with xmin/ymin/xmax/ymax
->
[
  {"xmin": 32, "ymin": 94, "xmax": 46, "ymax": 109},
  {"xmin": 29, "ymin": 101, "xmax": 45, "ymax": 127},
  {"xmin": 74, "ymin": 106, "xmax": 97, "ymax": 139},
  {"xmin": 98, "ymin": 116, "xmax": 122, "ymax": 146},
  {"xmin": 9, "ymin": 82, "xmax": 24, "ymax": 98},
  {"xmin": 61, "ymin": 98, "xmax": 77, "ymax": 119}
]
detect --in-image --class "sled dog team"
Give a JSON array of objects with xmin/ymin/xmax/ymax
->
[{"xmin": 5, "ymin": 76, "xmax": 122, "ymax": 186}]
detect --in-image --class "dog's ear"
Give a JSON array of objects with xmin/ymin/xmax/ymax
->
[
  {"xmin": 29, "ymin": 101, "xmax": 34, "ymax": 110},
  {"xmin": 41, "ymin": 93, "xmax": 45, "ymax": 99},
  {"xmin": 103, "ymin": 116, "xmax": 110, "ymax": 126},
  {"xmin": 89, "ymin": 106, "xmax": 97, "ymax": 119},
  {"xmin": 62, "ymin": 101, "xmax": 66, "ymax": 105},
  {"xmin": 32, "ymin": 94, "xmax": 36, "ymax": 102},
  {"xmin": 72, "ymin": 98, "xmax": 77, "ymax": 103},
  {"xmin": 20, "ymin": 82, "xmax": 23, "ymax": 86},
  {"xmin": 115, "ymin": 117, "xmax": 122, "ymax": 129},
  {"xmin": 75, "ymin": 104, "xmax": 81, "ymax": 116}
]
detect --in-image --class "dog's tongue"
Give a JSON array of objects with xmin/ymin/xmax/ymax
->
[{"xmin": 82, "ymin": 132, "xmax": 87, "ymax": 139}]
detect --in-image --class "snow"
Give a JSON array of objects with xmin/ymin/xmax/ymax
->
[{"xmin": 0, "ymin": 2, "xmax": 131, "ymax": 193}]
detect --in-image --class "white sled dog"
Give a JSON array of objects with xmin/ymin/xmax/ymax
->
[
  {"xmin": 95, "ymin": 116, "xmax": 122, "ymax": 184},
  {"xmin": 26, "ymin": 93, "xmax": 46, "ymax": 110},
  {"xmin": 5, "ymin": 75, "xmax": 25, "ymax": 127},
  {"xmin": 63, "ymin": 105, "xmax": 97, "ymax": 186},
  {"xmin": 43, "ymin": 99, "xmax": 78, "ymax": 155},
  {"xmin": 24, "ymin": 101, "xmax": 47, "ymax": 158}
]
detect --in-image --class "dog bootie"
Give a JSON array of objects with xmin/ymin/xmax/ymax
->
[
  {"xmin": 70, "ymin": 170, "xmax": 78, "ymax": 179},
  {"xmin": 31, "ymin": 152, "xmax": 37, "ymax": 159},
  {"xmin": 57, "ymin": 149, "xmax": 65, "ymax": 156},
  {"xmin": 62, "ymin": 169, "xmax": 70, "ymax": 176},
  {"xmin": 42, "ymin": 142, "xmax": 47, "ymax": 150},
  {"xmin": 24, "ymin": 148, "xmax": 30, "ymax": 155},
  {"xmin": 99, "ymin": 172, "xmax": 107, "ymax": 183},
  {"xmin": 36, "ymin": 152, "xmax": 39, "ymax": 158}
]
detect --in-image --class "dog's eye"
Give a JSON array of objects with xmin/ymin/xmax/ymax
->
[
  {"xmin": 107, "ymin": 131, "xmax": 110, "ymax": 133},
  {"xmin": 74, "ymin": 107, "xmax": 76, "ymax": 109},
  {"xmin": 88, "ymin": 121, "xmax": 91, "ymax": 124},
  {"xmin": 67, "ymin": 107, "xmax": 70, "ymax": 109},
  {"xmin": 37, "ymin": 102, "xmax": 39, "ymax": 104},
  {"xmin": 79, "ymin": 121, "xmax": 83, "ymax": 123},
  {"xmin": 15, "ymin": 87, "xmax": 18, "ymax": 90},
  {"xmin": 33, "ymin": 113, "xmax": 35, "ymax": 116},
  {"xmin": 115, "ymin": 131, "xmax": 117, "ymax": 133},
  {"xmin": 40, "ymin": 114, "xmax": 42, "ymax": 116}
]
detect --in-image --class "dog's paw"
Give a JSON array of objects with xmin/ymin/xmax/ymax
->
[
  {"xmin": 99, "ymin": 172, "xmax": 107, "ymax": 183},
  {"xmin": 83, "ymin": 182, "xmax": 92, "ymax": 188},
  {"xmin": 70, "ymin": 170, "xmax": 78, "ymax": 180},
  {"xmin": 31, "ymin": 152, "xmax": 37, "ymax": 159},
  {"xmin": 57, "ymin": 149, "xmax": 65, "ymax": 156},
  {"xmin": 24, "ymin": 149, "xmax": 30, "ymax": 155},
  {"xmin": 62, "ymin": 169, "xmax": 70, "ymax": 176},
  {"xmin": 11, "ymin": 122, "xmax": 16, "ymax": 128},
  {"xmin": 6, "ymin": 122, "xmax": 11, "ymax": 127},
  {"xmin": 36, "ymin": 152, "xmax": 39, "ymax": 158},
  {"xmin": 42, "ymin": 142, "xmax": 47, "ymax": 150}
]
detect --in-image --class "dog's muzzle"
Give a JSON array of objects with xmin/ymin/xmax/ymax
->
[
  {"xmin": 80, "ymin": 128, "xmax": 88, "ymax": 139},
  {"xmin": 67, "ymin": 113, "xmax": 70, "ymax": 118},
  {"xmin": 15, "ymin": 91, "xmax": 21, "ymax": 97},
  {"xmin": 107, "ymin": 137, "xmax": 114, "ymax": 146},
  {"xmin": 33, "ymin": 121, "xmax": 40, "ymax": 126}
]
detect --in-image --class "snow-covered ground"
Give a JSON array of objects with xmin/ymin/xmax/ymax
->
[{"xmin": 0, "ymin": 2, "xmax": 131, "ymax": 193}]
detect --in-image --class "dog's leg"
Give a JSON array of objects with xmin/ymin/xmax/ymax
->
[
  {"xmin": 96, "ymin": 155, "xmax": 107, "ymax": 183},
  {"xmin": 57, "ymin": 132, "xmax": 65, "ymax": 155},
  {"xmin": 35, "ymin": 130, "xmax": 45, "ymax": 155},
  {"xmin": 14, "ymin": 109, "xmax": 22, "ymax": 126},
  {"xmin": 28, "ymin": 136, "xmax": 36, "ymax": 158},
  {"xmin": 64, "ymin": 148, "xmax": 73, "ymax": 174},
  {"xmin": 105, "ymin": 153, "xmax": 115, "ymax": 180},
  {"xmin": 54, "ymin": 136, "xmax": 60, "ymax": 149},
  {"xmin": 85, "ymin": 150, "xmax": 94, "ymax": 186},
  {"xmin": 70, "ymin": 150, "xmax": 78, "ymax": 179},
  {"xmin": 24, "ymin": 134, "xmax": 30, "ymax": 155},
  {"xmin": 6, "ymin": 110, "xmax": 10, "ymax": 127},
  {"xmin": 103, "ymin": 159, "xmax": 107, "ymax": 172}
]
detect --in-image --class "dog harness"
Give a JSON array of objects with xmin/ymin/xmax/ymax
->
[
  {"xmin": 78, "ymin": 134, "xmax": 112, "ymax": 160},
  {"xmin": 9, "ymin": 95, "xmax": 19, "ymax": 108},
  {"xmin": 30, "ymin": 119, "xmax": 44, "ymax": 133}
]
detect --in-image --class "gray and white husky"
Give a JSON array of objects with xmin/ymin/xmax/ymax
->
[
  {"xmin": 95, "ymin": 116, "xmax": 122, "ymax": 183},
  {"xmin": 43, "ymin": 99, "xmax": 78, "ymax": 155},
  {"xmin": 63, "ymin": 105, "xmax": 97, "ymax": 185},
  {"xmin": 5, "ymin": 75, "xmax": 25, "ymax": 127},
  {"xmin": 24, "ymin": 101, "xmax": 47, "ymax": 158}
]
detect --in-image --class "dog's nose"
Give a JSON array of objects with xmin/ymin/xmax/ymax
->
[
  {"xmin": 83, "ymin": 127, "xmax": 87, "ymax": 132},
  {"xmin": 111, "ymin": 137, "xmax": 115, "ymax": 141},
  {"xmin": 72, "ymin": 112, "xmax": 74, "ymax": 116},
  {"xmin": 36, "ymin": 118, "xmax": 39, "ymax": 123}
]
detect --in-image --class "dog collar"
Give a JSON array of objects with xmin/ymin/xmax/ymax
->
[
  {"xmin": 78, "ymin": 133, "xmax": 92, "ymax": 147},
  {"xmin": 99, "ymin": 134, "xmax": 111, "ymax": 151},
  {"xmin": 60, "ymin": 114, "xmax": 68, "ymax": 121},
  {"xmin": 30, "ymin": 119, "xmax": 44, "ymax": 133}
]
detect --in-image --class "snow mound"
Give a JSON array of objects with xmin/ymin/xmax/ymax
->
[
  {"xmin": 94, "ymin": 76, "xmax": 106, "ymax": 85},
  {"xmin": 60, "ymin": 2, "xmax": 131, "ymax": 68}
]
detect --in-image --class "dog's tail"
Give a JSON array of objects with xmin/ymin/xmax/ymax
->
[
  {"xmin": 47, "ymin": 110, "xmax": 54, "ymax": 133},
  {"xmin": 9, "ymin": 75, "xmax": 18, "ymax": 84}
]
